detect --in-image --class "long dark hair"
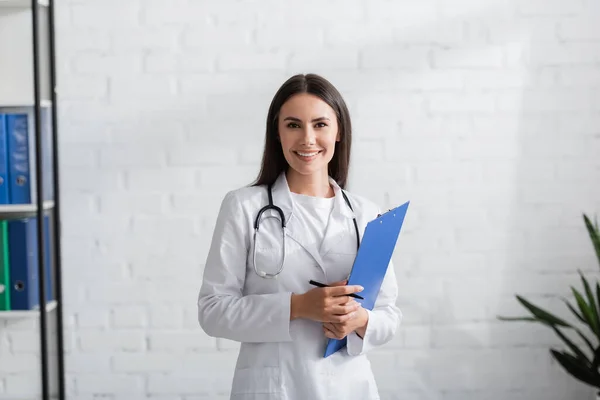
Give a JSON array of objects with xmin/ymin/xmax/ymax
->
[{"xmin": 251, "ymin": 73, "xmax": 353, "ymax": 189}]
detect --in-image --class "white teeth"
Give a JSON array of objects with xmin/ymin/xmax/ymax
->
[{"xmin": 297, "ymin": 151, "xmax": 319, "ymax": 157}]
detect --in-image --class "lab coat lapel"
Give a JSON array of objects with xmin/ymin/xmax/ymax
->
[
  {"xmin": 319, "ymin": 178, "xmax": 357, "ymax": 257},
  {"xmin": 270, "ymin": 173, "xmax": 357, "ymax": 272},
  {"xmin": 270, "ymin": 172, "xmax": 326, "ymax": 269}
]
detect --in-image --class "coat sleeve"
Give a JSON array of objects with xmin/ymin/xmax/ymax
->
[
  {"xmin": 197, "ymin": 190, "xmax": 293, "ymax": 343},
  {"xmin": 346, "ymin": 206, "xmax": 402, "ymax": 356}
]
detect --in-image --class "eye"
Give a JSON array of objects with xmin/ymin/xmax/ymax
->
[
  {"xmin": 315, "ymin": 122, "xmax": 328, "ymax": 128},
  {"xmin": 287, "ymin": 122, "xmax": 300, "ymax": 128}
]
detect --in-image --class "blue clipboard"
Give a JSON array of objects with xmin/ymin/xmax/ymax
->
[{"xmin": 324, "ymin": 200, "xmax": 410, "ymax": 357}]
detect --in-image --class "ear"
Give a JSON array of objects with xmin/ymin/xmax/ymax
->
[{"xmin": 336, "ymin": 130, "xmax": 341, "ymax": 142}]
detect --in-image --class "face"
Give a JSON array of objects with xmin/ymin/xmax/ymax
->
[{"xmin": 277, "ymin": 93, "xmax": 340, "ymax": 179}]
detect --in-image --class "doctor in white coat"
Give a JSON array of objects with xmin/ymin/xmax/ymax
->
[{"xmin": 197, "ymin": 73, "xmax": 402, "ymax": 400}]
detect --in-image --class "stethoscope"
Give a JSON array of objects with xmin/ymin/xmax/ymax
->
[{"xmin": 252, "ymin": 184, "xmax": 360, "ymax": 278}]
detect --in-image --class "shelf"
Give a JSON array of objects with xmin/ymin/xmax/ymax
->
[
  {"xmin": 0, "ymin": 0, "xmax": 48, "ymax": 8},
  {"xmin": 0, "ymin": 99, "xmax": 52, "ymax": 108},
  {"xmin": 0, "ymin": 200, "xmax": 54, "ymax": 219},
  {"xmin": 0, "ymin": 300, "xmax": 57, "ymax": 318}
]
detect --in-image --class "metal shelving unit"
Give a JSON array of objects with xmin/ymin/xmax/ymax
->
[{"xmin": 0, "ymin": 0, "xmax": 65, "ymax": 399}]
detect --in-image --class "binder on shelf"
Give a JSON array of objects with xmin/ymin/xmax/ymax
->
[
  {"xmin": 0, "ymin": 220, "xmax": 10, "ymax": 311},
  {"xmin": 7, "ymin": 217, "xmax": 38, "ymax": 310},
  {"xmin": 0, "ymin": 113, "xmax": 9, "ymax": 204},
  {"xmin": 43, "ymin": 214, "xmax": 53, "ymax": 302},
  {"xmin": 7, "ymin": 215, "xmax": 53, "ymax": 310},
  {"xmin": 324, "ymin": 201, "xmax": 410, "ymax": 358},
  {"xmin": 1, "ymin": 105, "xmax": 54, "ymax": 206}
]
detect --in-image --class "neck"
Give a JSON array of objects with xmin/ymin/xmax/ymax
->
[{"xmin": 286, "ymin": 169, "xmax": 334, "ymax": 198}]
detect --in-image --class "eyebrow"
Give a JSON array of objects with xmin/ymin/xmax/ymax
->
[{"xmin": 283, "ymin": 116, "xmax": 330, "ymax": 123}]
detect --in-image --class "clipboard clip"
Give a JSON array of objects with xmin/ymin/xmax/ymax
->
[
  {"xmin": 377, "ymin": 201, "xmax": 410, "ymax": 220},
  {"xmin": 377, "ymin": 208, "xmax": 394, "ymax": 218}
]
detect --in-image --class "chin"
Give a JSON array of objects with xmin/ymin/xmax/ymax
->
[
  {"xmin": 284, "ymin": 151, "xmax": 334, "ymax": 177},
  {"xmin": 289, "ymin": 163, "xmax": 324, "ymax": 177}
]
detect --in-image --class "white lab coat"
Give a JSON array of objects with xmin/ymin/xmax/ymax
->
[{"xmin": 197, "ymin": 172, "xmax": 401, "ymax": 400}]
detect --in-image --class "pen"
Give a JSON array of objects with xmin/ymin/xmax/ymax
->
[{"xmin": 309, "ymin": 280, "xmax": 364, "ymax": 300}]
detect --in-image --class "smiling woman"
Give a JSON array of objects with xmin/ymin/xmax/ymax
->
[
  {"xmin": 197, "ymin": 73, "xmax": 401, "ymax": 400},
  {"xmin": 253, "ymin": 73, "xmax": 353, "ymax": 194},
  {"xmin": 277, "ymin": 95, "xmax": 340, "ymax": 198}
]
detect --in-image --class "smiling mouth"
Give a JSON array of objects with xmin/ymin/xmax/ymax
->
[{"xmin": 294, "ymin": 150, "xmax": 322, "ymax": 160}]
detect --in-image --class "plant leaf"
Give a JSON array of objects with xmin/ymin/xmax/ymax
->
[
  {"xmin": 593, "ymin": 346, "xmax": 600, "ymax": 370},
  {"xmin": 572, "ymin": 287, "xmax": 600, "ymax": 338},
  {"xmin": 499, "ymin": 302, "xmax": 596, "ymax": 355},
  {"xmin": 516, "ymin": 295, "xmax": 572, "ymax": 327},
  {"xmin": 564, "ymin": 297, "xmax": 587, "ymax": 324},
  {"xmin": 580, "ymin": 271, "xmax": 600, "ymax": 337},
  {"xmin": 551, "ymin": 325, "xmax": 591, "ymax": 365},
  {"xmin": 597, "ymin": 282, "xmax": 600, "ymax": 325},
  {"xmin": 551, "ymin": 349, "xmax": 600, "ymax": 388},
  {"xmin": 584, "ymin": 214, "xmax": 600, "ymax": 268},
  {"xmin": 575, "ymin": 327, "xmax": 597, "ymax": 356},
  {"xmin": 497, "ymin": 316, "xmax": 538, "ymax": 322}
]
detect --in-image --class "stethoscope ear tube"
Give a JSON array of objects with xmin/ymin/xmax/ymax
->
[{"xmin": 254, "ymin": 184, "xmax": 286, "ymax": 231}]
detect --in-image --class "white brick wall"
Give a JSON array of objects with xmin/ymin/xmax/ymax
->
[{"xmin": 2, "ymin": 0, "xmax": 600, "ymax": 399}]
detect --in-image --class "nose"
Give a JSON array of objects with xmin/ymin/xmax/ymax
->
[{"xmin": 301, "ymin": 125, "xmax": 316, "ymax": 146}]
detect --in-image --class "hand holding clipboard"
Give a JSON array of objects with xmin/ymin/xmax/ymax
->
[{"xmin": 323, "ymin": 200, "xmax": 410, "ymax": 357}]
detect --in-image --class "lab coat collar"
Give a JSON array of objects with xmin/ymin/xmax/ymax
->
[
  {"xmin": 270, "ymin": 170, "xmax": 355, "ymax": 227},
  {"xmin": 270, "ymin": 170, "xmax": 357, "ymax": 270}
]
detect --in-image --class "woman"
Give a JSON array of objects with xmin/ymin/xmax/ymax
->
[{"xmin": 197, "ymin": 73, "xmax": 401, "ymax": 400}]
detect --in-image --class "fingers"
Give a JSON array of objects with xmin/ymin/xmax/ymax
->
[
  {"xmin": 328, "ymin": 279, "xmax": 348, "ymax": 287},
  {"xmin": 331, "ymin": 301, "xmax": 360, "ymax": 316},
  {"xmin": 323, "ymin": 323, "xmax": 346, "ymax": 339},
  {"xmin": 327, "ymin": 285, "xmax": 363, "ymax": 297},
  {"xmin": 323, "ymin": 325, "xmax": 339, "ymax": 339},
  {"xmin": 329, "ymin": 310, "xmax": 357, "ymax": 323}
]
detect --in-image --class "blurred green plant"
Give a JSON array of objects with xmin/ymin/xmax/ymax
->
[{"xmin": 498, "ymin": 213, "xmax": 600, "ymax": 391}]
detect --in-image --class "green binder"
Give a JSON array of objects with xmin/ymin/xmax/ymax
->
[{"xmin": 0, "ymin": 220, "xmax": 10, "ymax": 311}]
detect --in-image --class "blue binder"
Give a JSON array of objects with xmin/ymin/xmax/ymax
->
[
  {"xmin": 43, "ymin": 214, "xmax": 53, "ymax": 302},
  {"xmin": 0, "ymin": 113, "xmax": 9, "ymax": 204},
  {"xmin": 324, "ymin": 200, "xmax": 410, "ymax": 357},
  {"xmin": 7, "ymin": 215, "xmax": 53, "ymax": 310},
  {"xmin": 7, "ymin": 218, "xmax": 39, "ymax": 310},
  {"xmin": 5, "ymin": 113, "xmax": 31, "ymax": 204},
  {"xmin": 3, "ymin": 106, "xmax": 54, "ymax": 205}
]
